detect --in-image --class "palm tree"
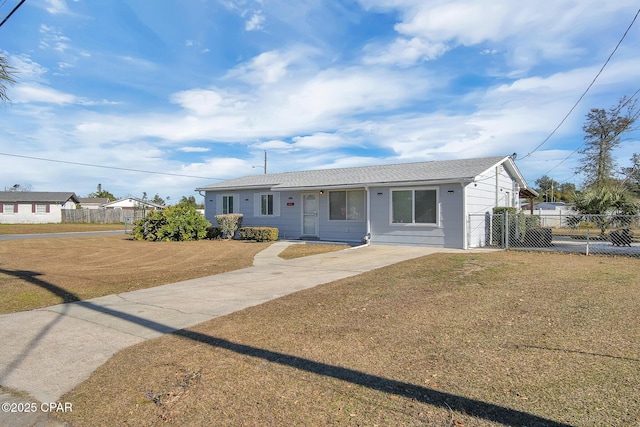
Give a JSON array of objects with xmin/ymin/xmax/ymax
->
[
  {"xmin": 0, "ymin": 54, "xmax": 16, "ymax": 103},
  {"xmin": 572, "ymin": 185, "xmax": 639, "ymax": 237}
]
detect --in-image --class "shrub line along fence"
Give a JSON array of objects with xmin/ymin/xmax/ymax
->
[{"xmin": 468, "ymin": 213, "xmax": 640, "ymax": 258}]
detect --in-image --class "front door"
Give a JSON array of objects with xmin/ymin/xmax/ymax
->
[{"xmin": 302, "ymin": 193, "xmax": 319, "ymax": 237}]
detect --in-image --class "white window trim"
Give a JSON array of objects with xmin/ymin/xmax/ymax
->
[
  {"xmin": 254, "ymin": 193, "xmax": 280, "ymax": 217},
  {"xmin": 389, "ymin": 187, "xmax": 440, "ymax": 226},
  {"xmin": 2, "ymin": 203, "xmax": 17, "ymax": 214},
  {"xmin": 215, "ymin": 193, "xmax": 240, "ymax": 215},
  {"xmin": 35, "ymin": 204, "xmax": 48, "ymax": 214}
]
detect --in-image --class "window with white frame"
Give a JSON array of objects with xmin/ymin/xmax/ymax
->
[
  {"xmin": 329, "ymin": 190, "xmax": 365, "ymax": 221},
  {"xmin": 35, "ymin": 204, "xmax": 49, "ymax": 214},
  {"xmin": 261, "ymin": 194, "xmax": 273, "ymax": 215},
  {"xmin": 2, "ymin": 203, "xmax": 16, "ymax": 214},
  {"xmin": 215, "ymin": 194, "xmax": 239, "ymax": 215},
  {"xmin": 391, "ymin": 188, "xmax": 438, "ymax": 224},
  {"xmin": 222, "ymin": 195, "xmax": 234, "ymax": 214},
  {"xmin": 254, "ymin": 193, "xmax": 280, "ymax": 216}
]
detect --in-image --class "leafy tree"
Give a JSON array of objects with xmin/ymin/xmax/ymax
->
[
  {"xmin": 88, "ymin": 186, "xmax": 116, "ymax": 201},
  {"xmin": 577, "ymin": 95, "xmax": 639, "ymax": 188},
  {"xmin": 571, "ymin": 185, "xmax": 639, "ymax": 237},
  {"xmin": 0, "ymin": 54, "xmax": 16, "ymax": 103},
  {"xmin": 534, "ymin": 175, "xmax": 559, "ymax": 201},
  {"xmin": 621, "ymin": 153, "xmax": 640, "ymax": 196},
  {"xmin": 176, "ymin": 195, "xmax": 203, "ymax": 209},
  {"xmin": 151, "ymin": 193, "xmax": 165, "ymax": 206},
  {"xmin": 132, "ymin": 205, "xmax": 211, "ymax": 241}
]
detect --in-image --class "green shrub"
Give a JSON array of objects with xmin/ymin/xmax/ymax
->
[
  {"xmin": 206, "ymin": 226, "xmax": 223, "ymax": 239},
  {"xmin": 132, "ymin": 205, "xmax": 211, "ymax": 241},
  {"xmin": 215, "ymin": 214, "xmax": 243, "ymax": 239},
  {"xmin": 239, "ymin": 227, "xmax": 279, "ymax": 242},
  {"xmin": 492, "ymin": 207, "xmax": 517, "ymax": 215}
]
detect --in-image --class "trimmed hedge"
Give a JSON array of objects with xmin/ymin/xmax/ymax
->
[
  {"xmin": 239, "ymin": 227, "xmax": 279, "ymax": 242},
  {"xmin": 215, "ymin": 214, "xmax": 243, "ymax": 239}
]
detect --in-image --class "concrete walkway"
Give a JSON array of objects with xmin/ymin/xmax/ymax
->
[{"xmin": 0, "ymin": 242, "xmax": 463, "ymax": 425}]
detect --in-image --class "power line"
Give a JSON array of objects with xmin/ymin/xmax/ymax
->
[
  {"xmin": 520, "ymin": 7, "xmax": 640, "ymax": 160},
  {"xmin": 0, "ymin": 151, "xmax": 225, "ymax": 180},
  {"xmin": 0, "ymin": 0, "xmax": 26, "ymax": 29},
  {"xmin": 541, "ymin": 87, "xmax": 640, "ymax": 177}
]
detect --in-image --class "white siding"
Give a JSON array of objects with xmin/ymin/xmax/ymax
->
[{"xmin": 0, "ymin": 202, "xmax": 68, "ymax": 224}]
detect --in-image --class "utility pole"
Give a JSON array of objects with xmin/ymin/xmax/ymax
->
[{"xmin": 253, "ymin": 150, "xmax": 267, "ymax": 174}]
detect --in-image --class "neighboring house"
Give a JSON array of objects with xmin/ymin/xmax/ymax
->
[
  {"xmin": 77, "ymin": 197, "xmax": 111, "ymax": 209},
  {"xmin": 528, "ymin": 202, "xmax": 578, "ymax": 228},
  {"xmin": 103, "ymin": 197, "xmax": 164, "ymax": 211},
  {"xmin": 0, "ymin": 191, "xmax": 80, "ymax": 224},
  {"xmin": 196, "ymin": 156, "xmax": 534, "ymax": 249}
]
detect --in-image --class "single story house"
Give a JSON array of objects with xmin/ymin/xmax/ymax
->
[
  {"xmin": 196, "ymin": 156, "xmax": 534, "ymax": 249},
  {"xmin": 103, "ymin": 197, "xmax": 164, "ymax": 211},
  {"xmin": 0, "ymin": 191, "xmax": 80, "ymax": 224},
  {"xmin": 77, "ymin": 197, "xmax": 111, "ymax": 209}
]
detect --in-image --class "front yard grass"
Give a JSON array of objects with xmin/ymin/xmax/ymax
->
[
  {"xmin": 53, "ymin": 251, "xmax": 639, "ymax": 426},
  {"xmin": 0, "ymin": 223, "xmax": 124, "ymax": 234},
  {"xmin": 0, "ymin": 235, "xmax": 272, "ymax": 313}
]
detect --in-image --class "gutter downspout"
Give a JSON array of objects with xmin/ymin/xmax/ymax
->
[
  {"xmin": 363, "ymin": 185, "xmax": 371, "ymax": 245},
  {"xmin": 461, "ymin": 181, "xmax": 468, "ymax": 250}
]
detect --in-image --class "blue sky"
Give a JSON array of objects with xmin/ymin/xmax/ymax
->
[{"xmin": 1, "ymin": 0, "xmax": 639, "ymax": 203}]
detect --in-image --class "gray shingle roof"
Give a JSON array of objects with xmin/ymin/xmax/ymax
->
[
  {"xmin": 197, "ymin": 156, "xmax": 513, "ymax": 191},
  {"xmin": 78, "ymin": 197, "xmax": 111, "ymax": 204},
  {"xmin": 0, "ymin": 191, "xmax": 79, "ymax": 203}
]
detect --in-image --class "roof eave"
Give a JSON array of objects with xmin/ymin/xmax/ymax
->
[{"xmin": 273, "ymin": 178, "xmax": 477, "ymax": 192}]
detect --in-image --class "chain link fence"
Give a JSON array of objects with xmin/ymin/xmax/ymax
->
[{"xmin": 468, "ymin": 212, "xmax": 640, "ymax": 257}]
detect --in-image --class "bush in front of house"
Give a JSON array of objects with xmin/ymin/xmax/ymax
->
[
  {"xmin": 206, "ymin": 226, "xmax": 223, "ymax": 239},
  {"xmin": 239, "ymin": 227, "xmax": 279, "ymax": 242},
  {"xmin": 132, "ymin": 205, "xmax": 212, "ymax": 241},
  {"xmin": 215, "ymin": 214, "xmax": 243, "ymax": 239}
]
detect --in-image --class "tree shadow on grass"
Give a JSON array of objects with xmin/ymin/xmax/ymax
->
[
  {"xmin": 0, "ymin": 268, "xmax": 79, "ymax": 303},
  {"xmin": 2, "ymin": 268, "xmax": 573, "ymax": 427}
]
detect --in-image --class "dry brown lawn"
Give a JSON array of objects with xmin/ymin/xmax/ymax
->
[
  {"xmin": 278, "ymin": 243, "xmax": 349, "ymax": 259},
  {"xmin": 0, "ymin": 234, "xmax": 272, "ymax": 313},
  {"xmin": 0, "ymin": 223, "xmax": 124, "ymax": 234},
  {"xmin": 51, "ymin": 250, "xmax": 639, "ymax": 427}
]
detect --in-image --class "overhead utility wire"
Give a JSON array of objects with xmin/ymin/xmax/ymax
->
[
  {"xmin": 0, "ymin": 0, "xmax": 26, "ymax": 29},
  {"xmin": 520, "ymin": 7, "xmax": 640, "ymax": 160},
  {"xmin": 542, "ymin": 87, "xmax": 640, "ymax": 177},
  {"xmin": 0, "ymin": 152, "xmax": 225, "ymax": 180}
]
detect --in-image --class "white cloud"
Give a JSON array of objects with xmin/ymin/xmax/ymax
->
[
  {"xmin": 253, "ymin": 139, "xmax": 291, "ymax": 150},
  {"xmin": 39, "ymin": 25, "xmax": 71, "ymax": 53},
  {"xmin": 8, "ymin": 54, "xmax": 49, "ymax": 82},
  {"xmin": 44, "ymin": 0, "xmax": 70, "ymax": 14},
  {"xmin": 13, "ymin": 84, "xmax": 77, "ymax": 104},
  {"xmin": 227, "ymin": 50, "xmax": 291, "ymax": 85},
  {"xmin": 245, "ymin": 11, "xmax": 265, "ymax": 31},
  {"xmin": 363, "ymin": 36, "xmax": 448, "ymax": 66},
  {"xmin": 178, "ymin": 147, "xmax": 211, "ymax": 153},
  {"xmin": 357, "ymin": 0, "xmax": 639, "ymax": 68},
  {"xmin": 291, "ymin": 133, "xmax": 352, "ymax": 149}
]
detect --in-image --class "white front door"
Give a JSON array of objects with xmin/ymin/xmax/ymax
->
[{"xmin": 302, "ymin": 193, "xmax": 319, "ymax": 236}]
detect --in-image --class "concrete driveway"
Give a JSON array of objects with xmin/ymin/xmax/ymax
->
[{"xmin": 0, "ymin": 242, "xmax": 464, "ymax": 425}]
